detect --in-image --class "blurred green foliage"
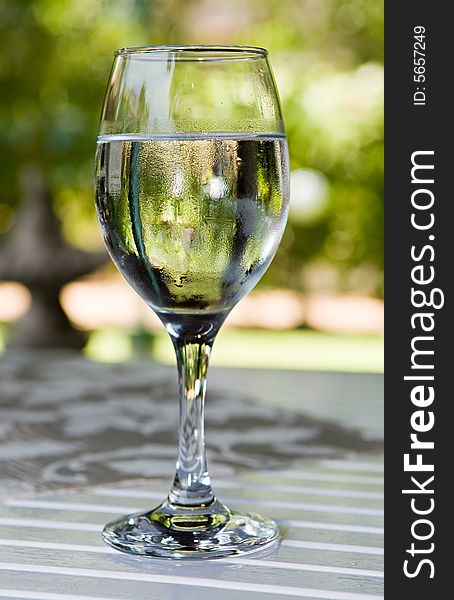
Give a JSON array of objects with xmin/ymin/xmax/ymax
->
[{"xmin": 0, "ymin": 0, "xmax": 383, "ymax": 294}]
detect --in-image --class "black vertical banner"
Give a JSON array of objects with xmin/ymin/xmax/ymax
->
[{"xmin": 386, "ymin": 2, "xmax": 451, "ymax": 597}]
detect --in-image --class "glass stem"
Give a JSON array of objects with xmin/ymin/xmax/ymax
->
[{"xmin": 168, "ymin": 335, "xmax": 215, "ymax": 507}]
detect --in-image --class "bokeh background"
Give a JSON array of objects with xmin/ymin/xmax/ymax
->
[{"xmin": 0, "ymin": 0, "xmax": 383, "ymax": 372}]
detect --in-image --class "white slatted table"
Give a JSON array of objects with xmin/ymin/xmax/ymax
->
[{"xmin": 0, "ymin": 353, "xmax": 383, "ymax": 599}]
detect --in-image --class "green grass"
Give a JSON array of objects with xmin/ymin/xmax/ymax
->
[
  {"xmin": 1, "ymin": 325, "xmax": 383, "ymax": 372},
  {"xmin": 84, "ymin": 327, "xmax": 383, "ymax": 373},
  {"xmin": 152, "ymin": 329, "xmax": 383, "ymax": 373}
]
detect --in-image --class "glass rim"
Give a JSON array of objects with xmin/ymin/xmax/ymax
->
[{"xmin": 114, "ymin": 44, "xmax": 268, "ymax": 61}]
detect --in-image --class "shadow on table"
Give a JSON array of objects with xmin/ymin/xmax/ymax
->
[{"xmin": 0, "ymin": 352, "xmax": 382, "ymax": 497}]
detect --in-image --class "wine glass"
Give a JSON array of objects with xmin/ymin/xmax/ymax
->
[{"xmin": 95, "ymin": 45, "xmax": 289, "ymax": 559}]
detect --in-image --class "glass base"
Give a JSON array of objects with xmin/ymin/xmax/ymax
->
[{"xmin": 102, "ymin": 498, "xmax": 280, "ymax": 559}]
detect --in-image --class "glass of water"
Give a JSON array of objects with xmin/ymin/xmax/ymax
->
[{"xmin": 95, "ymin": 45, "xmax": 289, "ymax": 559}]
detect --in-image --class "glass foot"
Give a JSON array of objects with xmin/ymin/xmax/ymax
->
[{"xmin": 102, "ymin": 498, "xmax": 280, "ymax": 559}]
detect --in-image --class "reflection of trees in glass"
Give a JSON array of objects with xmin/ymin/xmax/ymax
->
[{"xmin": 0, "ymin": 0, "xmax": 383, "ymax": 295}]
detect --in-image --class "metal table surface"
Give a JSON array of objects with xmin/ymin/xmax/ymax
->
[{"xmin": 0, "ymin": 352, "xmax": 383, "ymax": 599}]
